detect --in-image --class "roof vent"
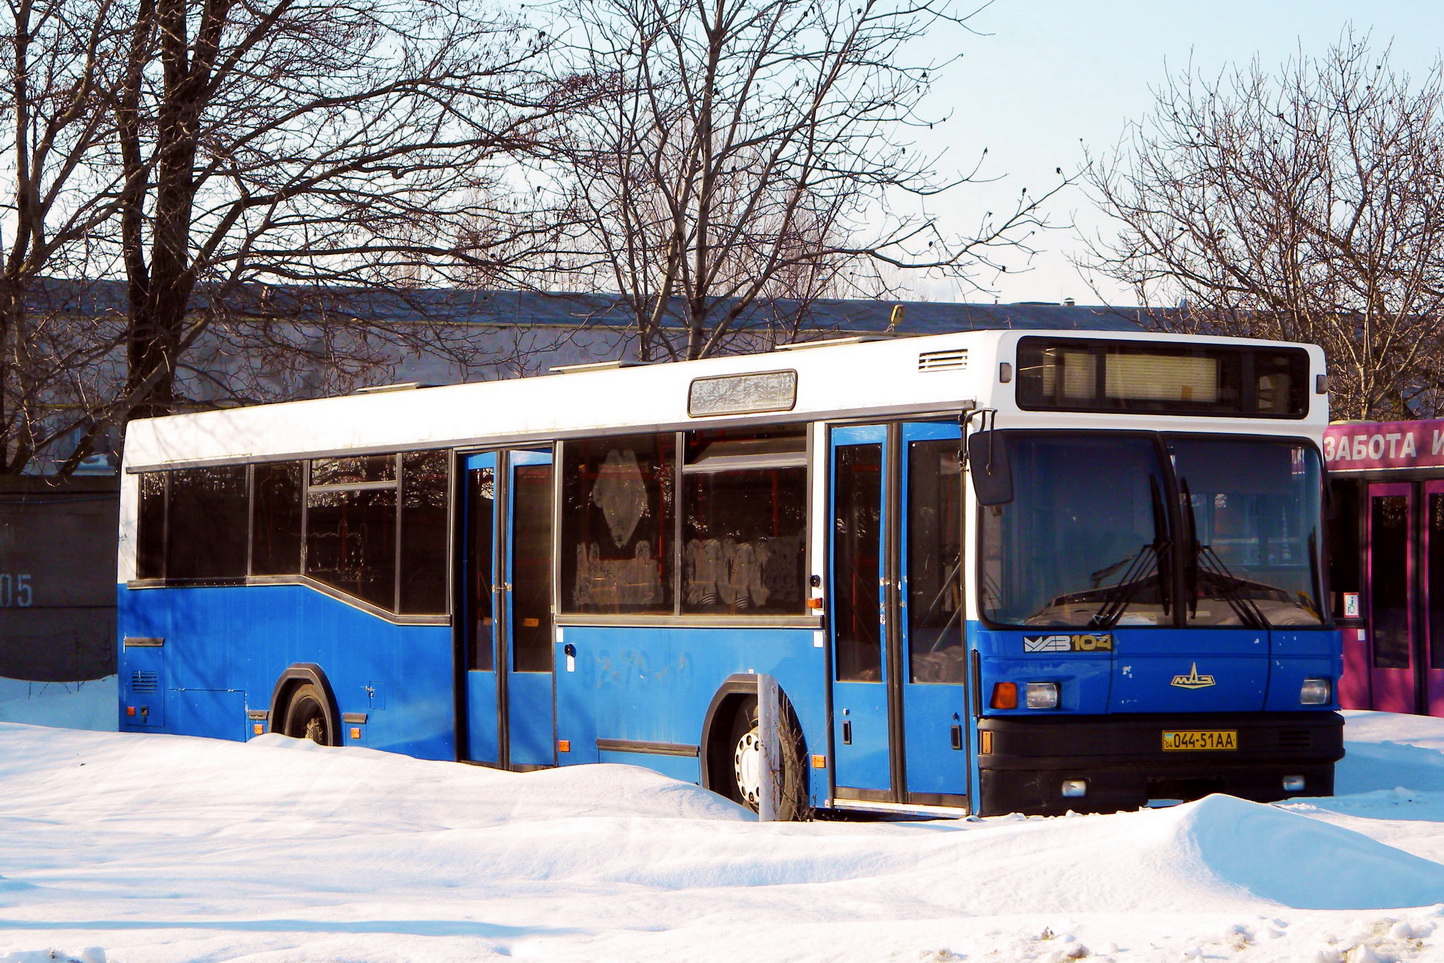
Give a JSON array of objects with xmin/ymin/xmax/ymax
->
[
  {"xmin": 548, "ymin": 360, "xmax": 643, "ymax": 374},
  {"xmin": 355, "ymin": 382, "xmax": 428, "ymax": 394},
  {"xmin": 917, "ymin": 347, "xmax": 968, "ymax": 372},
  {"xmin": 774, "ymin": 336, "xmax": 876, "ymax": 351}
]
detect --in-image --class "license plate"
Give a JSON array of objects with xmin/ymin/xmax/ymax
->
[{"xmin": 1161, "ymin": 729, "xmax": 1237, "ymax": 751}]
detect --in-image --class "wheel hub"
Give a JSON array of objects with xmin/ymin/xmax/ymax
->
[{"xmin": 733, "ymin": 727, "xmax": 763, "ymax": 809}]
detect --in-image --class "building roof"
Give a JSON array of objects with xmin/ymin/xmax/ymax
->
[{"xmin": 28, "ymin": 277, "xmax": 1150, "ymax": 337}]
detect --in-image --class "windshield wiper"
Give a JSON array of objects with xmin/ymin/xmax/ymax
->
[
  {"xmin": 1179, "ymin": 478, "xmax": 1267, "ymax": 629},
  {"xmin": 1089, "ymin": 541, "xmax": 1162, "ymax": 627},
  {"xmin": 1195, "ymin": 544, "xmax": 1269, "ymax": 627},
  {"xmin": 1088, "ymin": 476, "xmax": 1172, "ymax": 628}
]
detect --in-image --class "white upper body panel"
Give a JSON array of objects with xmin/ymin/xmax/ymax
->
[{"xmin": 121, "ymin": 329, "xmax": 1329, "ymax": 471}]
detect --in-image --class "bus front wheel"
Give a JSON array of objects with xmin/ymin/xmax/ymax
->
[
  {"xmin": 282, "ymin": 683, "xmax": 334, "ymax": 746},
  {"xmin": 722, "ymin": 697, "xmax": 809, "ymax": 821}
]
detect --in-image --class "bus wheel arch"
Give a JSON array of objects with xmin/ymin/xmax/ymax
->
[
  {"xmin": 268, "ymin": 664, "xmax": 341, "ymax": 747},
  {"xmin": 700, "ymin": 675, "xmax": 810, "ymax": 820}
]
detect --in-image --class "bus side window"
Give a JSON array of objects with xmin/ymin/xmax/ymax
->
[
  {"xmin": 306, "ymin": 454, "xmax": 399, "ymax": 611},
  {"xmin": 560, "ymin": 434, "xmax": 676, "ymax": 615},
  {"xmin": 399, "ymin": 451, "xmax": 449, "ymax": 615},
  {"xmin": 680, "ymin": 428, "xmax": 807, "ymax": 616},
  {"xmin": 168, "ymin": 465, "xmax": 248, "ymax": 580},
  {"xmin": 252, "ymin": 462, "xmax": 303, "ymax": 576},
  {"xmin": 136, "ymin": 472, "xmax": 167, "ymax": 580}
]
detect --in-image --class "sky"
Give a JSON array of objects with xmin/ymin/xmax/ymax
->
[
  {"xmin": 2, "ymin": 676, "xmax": 1444, "ymax": 962},
  {"xmin": 913, "ymin": 0, "xmax": 1444, "ymax": 307}
]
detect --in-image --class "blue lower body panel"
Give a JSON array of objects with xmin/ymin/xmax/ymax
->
[
  {"xmin": 554, "ymin": 624, "xmax": 828, "ymax": 803},
  {"xmin": 118, "ymin": 583, "xmax": 455, "ymax": 759}
]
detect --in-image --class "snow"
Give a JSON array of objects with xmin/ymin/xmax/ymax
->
[
  {"xmin": 1, "ymin": 682, "xmax": 1443, "ymax": 962},
  {"xmin": 0, "ymin": 678, "xmax": 118, "ymax": 732}
]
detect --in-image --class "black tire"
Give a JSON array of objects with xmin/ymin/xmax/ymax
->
[
  {"xmin": 721, "ymin": 695, "xmax": 810, "ymax": 821},
  {"xmin": 282, "ymin": 683, "xmax": 334, "ymax": 745}
]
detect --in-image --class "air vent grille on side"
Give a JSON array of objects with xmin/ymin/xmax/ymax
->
[
  {"xmin": 130, "ymin": 670, "xmax": 159, "ymax": 694},
  {"xmin": 918, "ymin": 348, "xmax": 968, "ymax": 371}
]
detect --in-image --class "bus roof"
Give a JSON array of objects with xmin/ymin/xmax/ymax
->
[{"xmin": 123, "ymin": 328, "xmax": 1328, "ymax": 471}]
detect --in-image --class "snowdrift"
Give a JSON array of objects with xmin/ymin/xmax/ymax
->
[{"xmin": 2, "ymin": 682, "xmax": 1444, "ymax": 962}]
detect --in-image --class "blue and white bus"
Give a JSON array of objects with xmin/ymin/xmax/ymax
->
[{"xmin": 117, "ymin": 328, "xmax": 1343, "ymax": 817}]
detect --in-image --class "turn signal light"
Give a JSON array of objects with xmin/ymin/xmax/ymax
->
[
  {"xmin": 990, "ymin": 682, "xmax": 1018, "ymax": 710},
  {"xmin": 806, "ymin": 597, "xmax": 825, "ymax": 609},
  {"xmin": 1300, "ymin": 678, "xmax": 1331, "ymax": 705}
]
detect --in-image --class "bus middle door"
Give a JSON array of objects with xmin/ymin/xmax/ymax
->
[{"xmin": 460, "ymin": 449, "xmax": 557, "ymax": 769}]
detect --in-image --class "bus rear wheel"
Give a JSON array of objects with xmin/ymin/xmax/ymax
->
[{"xmin": 282, "ymin": 683, "xmax": 334, "ymax": 746}]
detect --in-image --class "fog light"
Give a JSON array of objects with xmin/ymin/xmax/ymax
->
[
  {"xmin": 1025, "ymin": 681, "xmax": 1059, "ymax": 709},
  {"xmin": 1061, "ymin": 779, "xmax": 1088, "ymax": 798},
  {"xmin": 1283, "ymin": 775, "xmax": 1305, "ymax": 792},
  {"xmin": 1300, "ymin": 678, "xmax": 1331, "ymax": 705}
]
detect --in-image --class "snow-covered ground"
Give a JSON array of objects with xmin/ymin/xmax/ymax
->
[{"xmin": 1, "ymin": 678, "xmax": 1442, "ymax": 963}]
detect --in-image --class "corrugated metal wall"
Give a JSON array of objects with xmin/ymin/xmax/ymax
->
[{"xmin": 0, "ymin": 477, "xmax": 118, "ymax": 681}]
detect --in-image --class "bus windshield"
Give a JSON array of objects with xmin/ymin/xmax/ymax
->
[{"xmin": 980, "ymin": 432, "xmax": 1325, "ymax": 628}]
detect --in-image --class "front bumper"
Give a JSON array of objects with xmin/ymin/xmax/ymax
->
[{"xmin": 976, "ymin": 711, "xmax": 1344, "ymax": 816}]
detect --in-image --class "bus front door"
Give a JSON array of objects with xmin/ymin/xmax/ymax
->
[
  {"xmin": 829, "ymin": 423, "xmax": 971, "ymax": 811},
  {"xmin": 460, "ymin": 450, "xmax": 557, "ymax": 769}
]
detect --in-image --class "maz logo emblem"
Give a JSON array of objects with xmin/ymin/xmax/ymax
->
[{"xmin": 1170, "ymin": 663, "xmax": 1217, "ymax": 689}]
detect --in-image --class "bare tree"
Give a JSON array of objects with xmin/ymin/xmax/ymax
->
[
  {"xmin": 0, "ymin": 0, "xmax": 136, "ymax": 473},
  {"xmin": 110, "ymin": 0, "xmax": 580, "ymax": 416},
  {"xmin": 1086, "ymin": 32, "xmax": 1444, "ymax": 420},
  {"xmin": 542, "ymin": 0, "xmax": 1073, "ymax": 362},
  {"xmin": 1, "ymin": 0, "xmax": 581, "ymax": 474}
]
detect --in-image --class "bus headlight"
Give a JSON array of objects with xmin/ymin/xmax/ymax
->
[
  {"xmin": 1300, "ymin": 678, "xmax": 1331, "ymax": 705},
  {"xmin": 1025, "ymin": 682, "xmax": 1060, "ymax": 710}
]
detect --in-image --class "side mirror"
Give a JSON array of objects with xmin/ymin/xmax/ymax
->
[{"xmin": 968, "ymin": 430, "xmax": 1013, "ymax": 505}]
